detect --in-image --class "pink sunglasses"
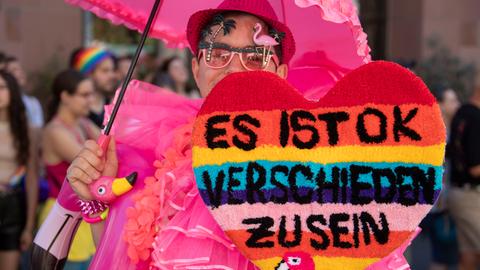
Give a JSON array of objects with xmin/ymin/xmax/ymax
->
[{"xmin": 198, "ymin": 42, "xmax": 279, "ymax": 71}]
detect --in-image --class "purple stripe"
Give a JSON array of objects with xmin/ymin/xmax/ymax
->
[{"xmin": 199, "ymin": 187, "xmax": 440, "ymax": 207}]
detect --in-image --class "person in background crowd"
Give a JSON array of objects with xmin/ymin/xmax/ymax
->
[
  {"xmin": 438, "ymin": 88, "xmax": 461, "ymax": 129},
  {"xmin": 151, "ymin": 56, "xmax": 199, "ymax": 98},
  {"xmin": 422, "ymin": 87, "xmax": 460, "ymax": 270},
  {"xmin": 5, "ymin": 56, "xmax": 44, "ymax": 128},
  {"xmin": 138, "ymin": 52, "xmax": 159, "ymax": 81},
  {"xmin": 116, "ymin": 54, "xmax": 137, "ymax": 85},
  {"xmin": 448, "ymin": 78, "xmax": 480, "ymax": 270},
  {"xmin": 0, "ymin": 71, "xmax": 38, "ymax": 270},
  {"xmin": 70, "ymin": 47, "xmax": 117, "ymax": 128},
  {"xmin": 40, "ymin": 70, "xmax": 100, "ymax": 269}
]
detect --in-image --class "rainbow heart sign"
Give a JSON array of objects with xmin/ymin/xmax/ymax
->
[{"xmin": 192, "ymin": 61, "xmax": 445, "ymax": 270}]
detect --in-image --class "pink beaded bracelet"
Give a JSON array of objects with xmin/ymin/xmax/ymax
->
[{"xmin": 78, "ymin": 199, "xmax": 109, "ymax": 223}]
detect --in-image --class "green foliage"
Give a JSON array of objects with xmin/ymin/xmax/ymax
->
[{"xmin": 415, "ymin": 37, "xmax": 476, "ymax": 101}]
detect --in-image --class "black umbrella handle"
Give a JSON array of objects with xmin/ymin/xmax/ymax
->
[{"xmin": 103, "ymin": 0, "xmax": 163, "ymax": 135}]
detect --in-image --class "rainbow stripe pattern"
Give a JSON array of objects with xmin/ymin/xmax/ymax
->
[
  {"xmin": 192, "ymin": 62, "xmax": 445, "ymax": 269},
  {"xmin": 72, "ymin": 47, "xmax": 113, "ymax": 75}
]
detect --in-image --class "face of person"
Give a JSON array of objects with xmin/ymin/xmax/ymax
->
[
  {"xmin": 441, "ymin": 89, "xmax": 460, "ymax": 121},
  {"xmin": 169, "ymin": 58, "xmax": 189, "ymax": 85},
  {"xmin": 91, "ymin": 58, "xmax": 117, "ymax": 95},
  {"xmin": 117, "ymin": 58, "xmax": 136, "ymax": 82},
  {"xmin": 6, "ymin": 60, "xmax": 27, "ymax": 90},
  {"xmin": 0, "ymin": 76, "xmax": 11, "ymax": 110},
  {"xmin": 192, "ymin": 14, "xmax": 288, "ymax": 98},
  {"xmin": 62, "ymin": 79, "xmax": 95, "ymax": 117}
]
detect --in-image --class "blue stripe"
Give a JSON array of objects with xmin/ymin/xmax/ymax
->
[
  {"xmin": 80, "ymin": 53, "xmax": 110, "ymax": 74},
  {"xmin": 194, "ymin": 161, "xmax": 443, "ymax": 192}
]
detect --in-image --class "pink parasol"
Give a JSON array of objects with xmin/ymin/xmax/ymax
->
[{"xmin": 66, "ymin": 0, "xmax": 371, "ymax": 99}]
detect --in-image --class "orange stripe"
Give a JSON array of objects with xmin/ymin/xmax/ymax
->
[
  {"xmin": 225, "ymin": 229, "xmax": 412, "ymax": 260},
  {"xmin": 192, "ymin": 104, "xmax": 444, "ymax": 148}
]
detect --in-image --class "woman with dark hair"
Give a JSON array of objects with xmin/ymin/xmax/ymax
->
[
  {"xmin": 0, "ymin": 71, "xmax": 38, "ymax": 270},
  {"xmin": 40, "ymin": 70, "xmax": 99, "ymax": 269},
  {"xmin": 5, "ymin": 56, "xmax": 44, "ymax": 128},
  {"xmin": 151, "ymin": 56, "xmax": 199, "ymax": 98}
]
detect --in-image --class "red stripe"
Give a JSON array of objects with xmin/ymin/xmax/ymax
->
[
  {"xmin": 225, "ymin": 229, "xmax": 412, "ymax": 260},
  {"xmin": 198, "ymin": 61, "xmax": 435, "ymax": 115},
  {"xmin": 193, "ymin": 105, "xmax": 444, "ymax": 148}
]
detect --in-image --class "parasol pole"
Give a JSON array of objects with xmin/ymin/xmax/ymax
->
[{"xmin": 103, "ymin": 0, "xmax": 163, "ymax": 136}]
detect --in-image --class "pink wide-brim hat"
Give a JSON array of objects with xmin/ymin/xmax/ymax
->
[{"xmin": 186, "ymin": 0, "xmax": 296, "ymax": 65}]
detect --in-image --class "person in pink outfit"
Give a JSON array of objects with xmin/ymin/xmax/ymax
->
[{"xmin": 61, "ymin": 0, "xmax": 414, "ymax": 269}]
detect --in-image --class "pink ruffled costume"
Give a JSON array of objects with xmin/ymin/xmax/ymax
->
[{"xmin": 42, "ymin": 0, "xmax": 416, "ymax": 268}]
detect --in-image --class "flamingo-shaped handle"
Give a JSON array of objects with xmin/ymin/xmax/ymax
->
[
  {"xmin": 81, "ymin": 172, "xmax": 137, "ymax": 223},
  {"xmin": 31, "ymin": 134, "xmax": 137, "ymax": 268},
  {"xmin": 89, "ymin": 134, "xmax": 137, "ymax": 203},
  {"xmin": 78, "ymin": 134, "xmax": 137, "ymax": 222}
]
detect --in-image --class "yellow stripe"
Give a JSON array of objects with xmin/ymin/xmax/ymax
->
[
  {"xmin": 192, "ymin": 144, "xmax": 445, "ymax": 167},
  {"xmin": 254, "ymin": 256, "xmax": 380, "ymax": 270}
]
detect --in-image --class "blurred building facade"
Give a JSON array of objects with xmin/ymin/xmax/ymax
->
[
  {"xmin": 0, "ymin": 0, "xmax": 83, "ymax": 75},
  {"xmin": 361, "ymin": 0, "xmax": 480, "ymax": 69},
  {"xmin": 1, "ymin": 0, "xmax": 479, "ymax": 83}
]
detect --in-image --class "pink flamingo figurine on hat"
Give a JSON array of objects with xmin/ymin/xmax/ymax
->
[{"xmin": 253, "ymin": 22, "xmax": 279, "ymax": 66}]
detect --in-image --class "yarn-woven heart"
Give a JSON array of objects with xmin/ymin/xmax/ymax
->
[{"xmin": 192, "ymin": 61, "xmax": 445, "ymax": 270}]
